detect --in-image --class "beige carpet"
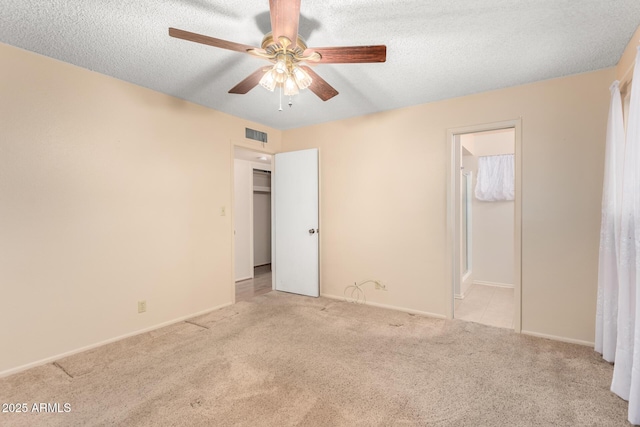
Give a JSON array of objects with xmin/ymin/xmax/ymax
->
[{"xmin": 0, "ymin": 292, "xmax": 629, "ymax": 426}]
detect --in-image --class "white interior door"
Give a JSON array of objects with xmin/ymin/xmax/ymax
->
[{"xmin": 274, "ymin": 148, "xmax": 319, "ymax": 297}]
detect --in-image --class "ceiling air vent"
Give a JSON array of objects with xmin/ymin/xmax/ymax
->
[{"xmin": 245, "ymin": 128, "xmax": 267, "ymax": 143}]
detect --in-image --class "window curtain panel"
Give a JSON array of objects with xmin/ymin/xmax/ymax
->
[
  {"xmin": 595, "ymin": 80, "xmax": 624, "ymax": 363},
  {"xmin": 474, "ymin": 154, "xmax": 514, "ymax": 201},
  {"xmin": 598, "ymin": 46, "xmax": 640, "ymax": 425}
]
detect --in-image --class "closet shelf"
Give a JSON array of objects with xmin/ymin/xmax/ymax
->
[{"xmin": 253, "ymin": 186, "xmax": 271, "ymax": 193}]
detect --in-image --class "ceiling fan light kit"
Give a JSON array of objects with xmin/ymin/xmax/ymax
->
[
  {"xmin": 258, "ymin": 41, "xmax": 313, "ymax": 97},
  {"xmin": 169, "ymin": 0, "xmax": 386, "ymax": 108}
]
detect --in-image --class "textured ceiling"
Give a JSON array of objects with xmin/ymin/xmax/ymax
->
[{"xmin": 2, "ymin": 1, "xmax": 640, "ymax": 130}]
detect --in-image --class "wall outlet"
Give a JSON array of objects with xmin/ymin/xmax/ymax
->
[
  {"xmin": 138, "ymin": 301, "xmax": 147, "ymax": 313},
  {"xmin": 220, "ymin": 206, "xmax": 226, "ymax": 216}
]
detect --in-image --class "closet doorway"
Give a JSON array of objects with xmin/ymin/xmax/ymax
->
[
  {"xmin": 233, "ymin": 146, "xmax": 273, "ymax": 302},
  {"xmin": 446, "ymin": 120, "xmax": 522, "ymax": 332}
]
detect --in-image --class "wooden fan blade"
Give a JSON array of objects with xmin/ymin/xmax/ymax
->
[
  {"xmin": 169, "ymin": 27, "xmax": 256, "ymax": 53},
  {"xmin": 229, "ymin": 68, "xmax": 266, "ymax": 94},
  {"xmin": 300, "ymin": 66, "xmax": 338, "ymax": 101},
  {"xmin": 305, "ymin": 45, "xmax": 387, "ymax": 63},
  {"xmin": 269, "ymin": 0, "xmax": 301, "ymax": 48}
]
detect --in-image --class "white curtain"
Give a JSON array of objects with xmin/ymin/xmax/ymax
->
[
  {"xmin": 595, "ymin": 80, "xmax": 624, "ymax": 362},
  {"xmin": 601, "ymin": 46, "xmax": 640, "ymax": 425},
  {"xmin": 475, "ymin": 154, "xmax": 514, "ymax": 201}
]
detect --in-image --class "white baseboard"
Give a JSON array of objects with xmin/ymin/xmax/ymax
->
[
  {"xmin": 473, "ymin": 280, "xmax": 514, "ymax": 289},
  {"xmin": 454, "ymin": 291, "xmax": 469, "ymax": 299},
  {"xmin": 455, "ymin": 285, "xmax": 472, "ymax": 300},
  {"xmin": 0, "ymin": 302, "xmax": 233, "ymax": 378},
  {"xmin": 320, "ymin": 293, "xmax": 447, "ymax": 320},
  {"xmin": 520, "ymin": 330, "xmax": 594, "ymax": 347},
  {"xmin": 235, "ymin": 276, "xmax": 252, "ymax": 282}
]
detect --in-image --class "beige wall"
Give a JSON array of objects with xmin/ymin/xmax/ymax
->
[
  {"xmin": 469, "ymin": 130, "xmax": 515, "ymax": 287},
  {"xmin": 0, "ymin": 42, "xmax": 282, "ymax": 375},
  {"xmin": 470, "ymin": 129, "xmax": 515, "ymax": 157},
  {"xmin": 283, "ymin": 67, "xmax": 613, "ymax": 344}
]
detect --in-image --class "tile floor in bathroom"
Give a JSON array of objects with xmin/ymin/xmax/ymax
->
[{"xmin": 454, "ymin": 283, "xmax": 514, "ymax": 329}]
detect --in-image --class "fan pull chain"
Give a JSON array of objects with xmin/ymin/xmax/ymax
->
[
  {"xmin": 289, "ymin": 96, "xmax": 293, "ymax": 108},
  {"xmin": 278, "ymin": 85, "xmax": 283, "ymax": 112}
]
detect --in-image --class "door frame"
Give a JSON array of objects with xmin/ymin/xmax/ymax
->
[
  {"xmin": 445, "ymin": 119, "xmax": 522, "ymax": 332},
  {"xmin": 230, "ymin": 143, "xmax": 275, "ymax": 304}
]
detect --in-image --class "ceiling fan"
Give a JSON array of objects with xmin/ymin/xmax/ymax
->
[{"xmin": 169, "ymin": 0, "xmax": 386, "ymax": 102}]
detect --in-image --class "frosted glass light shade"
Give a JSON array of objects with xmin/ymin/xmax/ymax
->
[
  {"xmin": 274, "ymin": 58, "xmax": 287, "ymax": 74},
  {"xmin": 292, "ymin": 66, "xmax": 312, "ymax": 90},
  {"xmin": 284, "ymin": 76, "xmax": 299, "ymax": 96},
  {"xmin": 259, "ymin": 69, "xmax": 277, "ymax": 92},
  {"xmin": 275, "ymin": 68, "xmax": 288, "ymax": 84}
]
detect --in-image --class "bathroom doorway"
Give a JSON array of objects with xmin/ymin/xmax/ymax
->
[{"xmin": 447, "ymin": 120, "xmax": 522, "ymax": 331}]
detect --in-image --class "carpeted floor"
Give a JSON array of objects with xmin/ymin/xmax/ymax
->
[{"xmin": 0, "ymin": 292, "xmax": 630, "ymax": 426}]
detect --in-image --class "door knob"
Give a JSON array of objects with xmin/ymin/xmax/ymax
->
[{"xmin": 309, "ymin": 229, "xmax": 316, "ymax": 234}]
